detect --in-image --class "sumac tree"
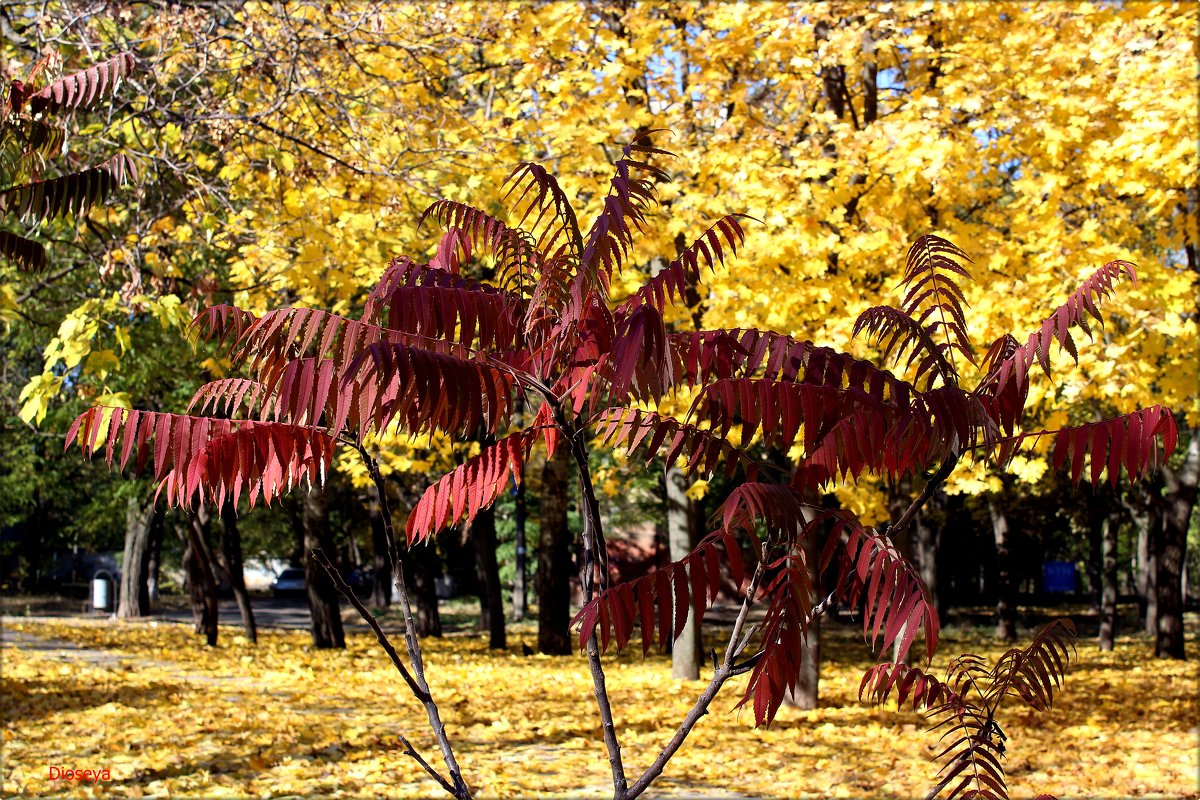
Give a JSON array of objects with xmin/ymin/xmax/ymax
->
[
  {"xmin": 1, "ymin": 51, "xmax": 137, "ymax": 273},
  {"xmin": 66, "ymin": 134, "xmax": 1176, "ymax": 800}
]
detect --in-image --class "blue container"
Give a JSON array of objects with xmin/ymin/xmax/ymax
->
[{"xmin": 1043, "ymin": 561, "xmax": 1076, "ymax": 593}]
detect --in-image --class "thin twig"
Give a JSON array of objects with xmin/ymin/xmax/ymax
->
[
  {"xmin": 891, "ymin": 454, "xmax": 958, "ymax": 536},
  {"xmin": 565, "ymin": 419, "xmax": 627, "ymax": 798},
  {"xmin": 310, "ymin": 549, "xmax": 423, "ymax": 700},
  {"xmin": 923, "ymin": 750, "xmax": 971, "ymax": 800},
  {"xmin": 624, "ymin": 547, "xmax": 770, "ymax": 800},
  {"xmin": 357, "ymin": 444, "xmax": 472, "ymax": 800},
  {"xmin": 534, "ymin": 389, "xmax": 629, "ymax": 799},
  {"xmin": 311, "ymin": 548, "xmax": 456, "ymax": 799},
  {"xmin": 398, "ymin": 735, "xmax": 459, "ymax": 794}
]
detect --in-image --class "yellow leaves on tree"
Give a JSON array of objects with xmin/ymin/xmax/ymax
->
[{"xmin": 9, "ymin": 3, "xmax": 1195, "ymax": 499}]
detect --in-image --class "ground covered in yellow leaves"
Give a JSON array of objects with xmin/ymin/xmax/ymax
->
[{"xmin": 2, "ymin": 616, "xmax": 1196, "ymax": 799}]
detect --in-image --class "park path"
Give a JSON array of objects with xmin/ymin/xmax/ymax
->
[
  {"xmin": 2, "ymin": 622, "xmax": 761, "ymax": 800},
  {"xmin": 0, "ymin": 622, "xmax": 291, "ymax": 701}
]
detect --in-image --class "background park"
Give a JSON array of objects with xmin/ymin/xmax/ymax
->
[{"xmin": 0, "ymin": 2, "xmax": 1196, "ymax": 798}]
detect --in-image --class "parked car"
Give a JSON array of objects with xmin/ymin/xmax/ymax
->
[
  {"xmin": 270, "ymin": 568, "xmax": 306, "ymax": 598},
  {"xmin": 344, "ymin": 567, "xmax": 371, "ymax": 595}
]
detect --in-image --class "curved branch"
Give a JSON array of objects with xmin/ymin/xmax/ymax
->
[{"xmin": 355, "ymin": 445, "xmax": 472, "ymax": 800}]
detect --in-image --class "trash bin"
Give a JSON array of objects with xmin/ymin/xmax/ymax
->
[{"xmin": 92, "ymin": 569, "xmax": 115, "ymax": 612}]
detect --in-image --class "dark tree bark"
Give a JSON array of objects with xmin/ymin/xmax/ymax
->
[
  {"xmin": 217, "ymin": 502, "xmax": 257, "ymax": 643},
  {"xmin": 471, "ymin": 504, "xmax": 506, "ymax": 650},
  {"xmin": 914, "ymin": 511, "xmax": 943, "ymax": 618},
  {"xmin": 537, "ymin": 447, "xmax": 572, "ymax": 655},
  {"xmin": 989, "ymin": 495, "xmax": 1017, "ymax": 642},
  {"xmin": 787, "ymin": 520, "xmax": 822, "ymax": 710},
  {"xmin": 345, "ymin": 518, "xmax": 362, "ymax": 566},
  {"xmin": 1086, "ymin": 495, "xmax": 1104, "ymax": 609},
  {"xmin": 512, "ymin": 470, "xmax": 528, "ymax": 620},
  {"xmin": 1084, "ymin": 484, "xmax": 1122, "ymax": 651},
  {"xmin": 666, "ymin": 466, "xmax": 701, "ymax": 679},
  {"xmin": 793, "ymin": 617, "xmax": 821, "ymax": 710},
  {"xmin": 117, "ymin": 497, "xmax": 156, "ymax": 619},
  {"xmin": 1128, "ymin": 478, "xmax": 1162, "ymax": 634},
  {"xmin": 406, "ymin": 541, "xmax": 443, "ymax": 637},
  {"xmin": 301, "ymin": 490, "xmax": 345, "ymax": 649},
  {"xmin": 146, "ymin": 509, "xmax": 162, "ymax": 607},
  {"xmin": 178, "ymin": 507, "xmax": 219, "ymax": 647},
  {"xmin": 1156, "ymin": 432, "xmax": 1199, "ymax": 659},
  {"xmin": 368, "ymin": 485, "xmax": 392, "ymax": 608},
  {"xmin": 887, "ymin": 478, "xmax": 915, "ymax": 662},
  {"xmin": 1099, "ymin": 504, "xmax": 1120, "ymax": 652}
]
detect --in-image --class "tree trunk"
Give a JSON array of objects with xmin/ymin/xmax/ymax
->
[
  {"xmin": 301, "ymin": 490, "xmax": 345, "ymax": 649},
  {"xmin": 1099, "ymin": 506, "xmax": 1120, "ymax": 652},
  {"xmin": 146, "ymin": 510, "xmax": 162, "ymax": 607},
  {"xmin": 1129, "ymin": 480, "xmax": 1162, "ymax": 635},
  {"xmin": 472, "ymin": 504, "xmax": 506, "ymax": 650},
  {"xmin": 989, "ymin": 496, "xmax": 1017, "ymax": 642},
  {"xmin": 666, "ymin": 466, "xmax": 701, "ymax": 679},
  {"xmin": 368, "ymin": 485, "xmax": 392, "ymax": 608},
  {"xmin": 537, "ymin": 447, "xmax": 572, "ymax": 655},
  {"xmin": 1183, "ymin": 555, "xmax": 1191, "ymax": 609},
  {"xmin": 1086, "ymin": 494, "xmax": 1104, "ymax": 609},
  {"xmin": 793, "ymin": 617, "xmax": 821, "ymax": 710},
  {"xmin": 887, "ymin": 480, "xmax": 914, "ymax": 663},
  {"xmin": 513, "ymin": 469, "xmax": 528, "ymax": 620},
  {"xmin": 217, "ymin": 502, "xmax": 257, "ymax": 644},
  {"xmin": 1156, "ymin": 432, "xmax": 1199, "ymax": 659},
  {"xmin": 407, "ymin": 541, "xmax": 443, "ymax": 637},
  {"xmin": 345, "ymin": 519, "xmax": 362, "ymax": 566},
  {"xmin": 117, "ymin": 497, "xmax": 155, "ymax": 619},
  {"xmin": 914, "ymin": 512, "xmax": 943, "ymax": 619},
  {"xmin": 787, "ymin": 521, "xmax": 822, "ymax": 710},
  {"xmin": 179, "ymin": 508, "xmax": 219, "ymax": 647}
]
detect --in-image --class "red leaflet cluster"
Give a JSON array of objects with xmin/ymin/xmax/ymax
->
[
  {"xmin": 672, "ymin": 328, "xmax": 915, "ymax": 401},
  {"xmin": 65, "ymin": 407, "xmax": 332, "ymax": 508},
  {"xmin": 805, "ymin": 409, "xmax": 901, "ymax": 484},
  {"xmin": 0, "ymin": 229, "xmax": 46, "ymax": 272},
  {"xmin": 504, "ymin": 161, "xmax": 583, "ymax": 262},
  {"xmin": 234, "ymin": 306, "xmax": 378, "ymax": 374},
  {"xmin": 898, "ymin": 235, "xmax": 977, "ymax": 371},
  {"xmin": 579, "ymin": 133, "xmax": 669, "ymax": 289},
  {"xmin": 836, "ymin": 523, "xmax": 939, "ymax": 661},
  {"xmin": 1046, "ymin": 405, "xmax": 1177, "ymax": 486},
  {"xmin": 987, "ymin": 260, "xmax": 1137, "ymax": 396},
  {"xmin": 859, "ymin": 620, "xmax": 1076, "ymax": 800},
  {"xmin": 363, "ymin": 255, "xmax": 528, "ymax": 344},
  {"xmin": 191, "ymin": 304, "xmax": 258, "ymax": 348},
  {"xmin": 593, "ymin": 407, "xmax": 763, "ymax": 482},
  {"xmin": 188, "ymin": 378, "xmax": 271, "ymax": 418},
  {"xmin": 0, "ymin": 153, "xmax": 137, "ymax": 223},
  {"xmin": 693, "ymin": 379, "xmax": 886, "ymax": 456},
  {"xmin": 406, "ymin": 430, "xmax": 535, "ymax": 544},
  {"xmin": 382, "ymin": 284, "xmax": 522, "ymax": 352},
  {"xmin": 573, "ymin": 529, "xmax": 743, "ymax": 657},
  {"xmin": 349, "ymin": 342, "xmax": 515, "ymax": 438},
  {"xmin": 25, "ymin": 52, "xmax": 136, "ymax": 114},
  {"xmin": 420, "ymin": 202, "xmax": 508, "ymax": 254},
  {"xmin": 854, "ymin": 305, "xmax": 957, "ymax": 388},
  {"xmin": 859, "ymin": 662, "xmax": 967, "ymax": 713},
  {"xmin": 976, "ymin": 334, "xmax": 1025, "ymax": 435},
  {"xmin": 736, "ymin": 547, "xmax": 817, "ymax": 726},
  {"xmin": 717, "ymin": 482, "xmax": 812, "ymax": 539},
  {"xmin": 605, "ymin": 304, "xmax": 672, "ymax": 400},
  {"xmin": 617, "ymin": 215, "xmax": 749, "ymax": 317}
]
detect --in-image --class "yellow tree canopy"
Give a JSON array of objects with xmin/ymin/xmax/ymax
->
[{"xmin": 12, "ymin": 2, "xmax": 1196, "ymax": 504}]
